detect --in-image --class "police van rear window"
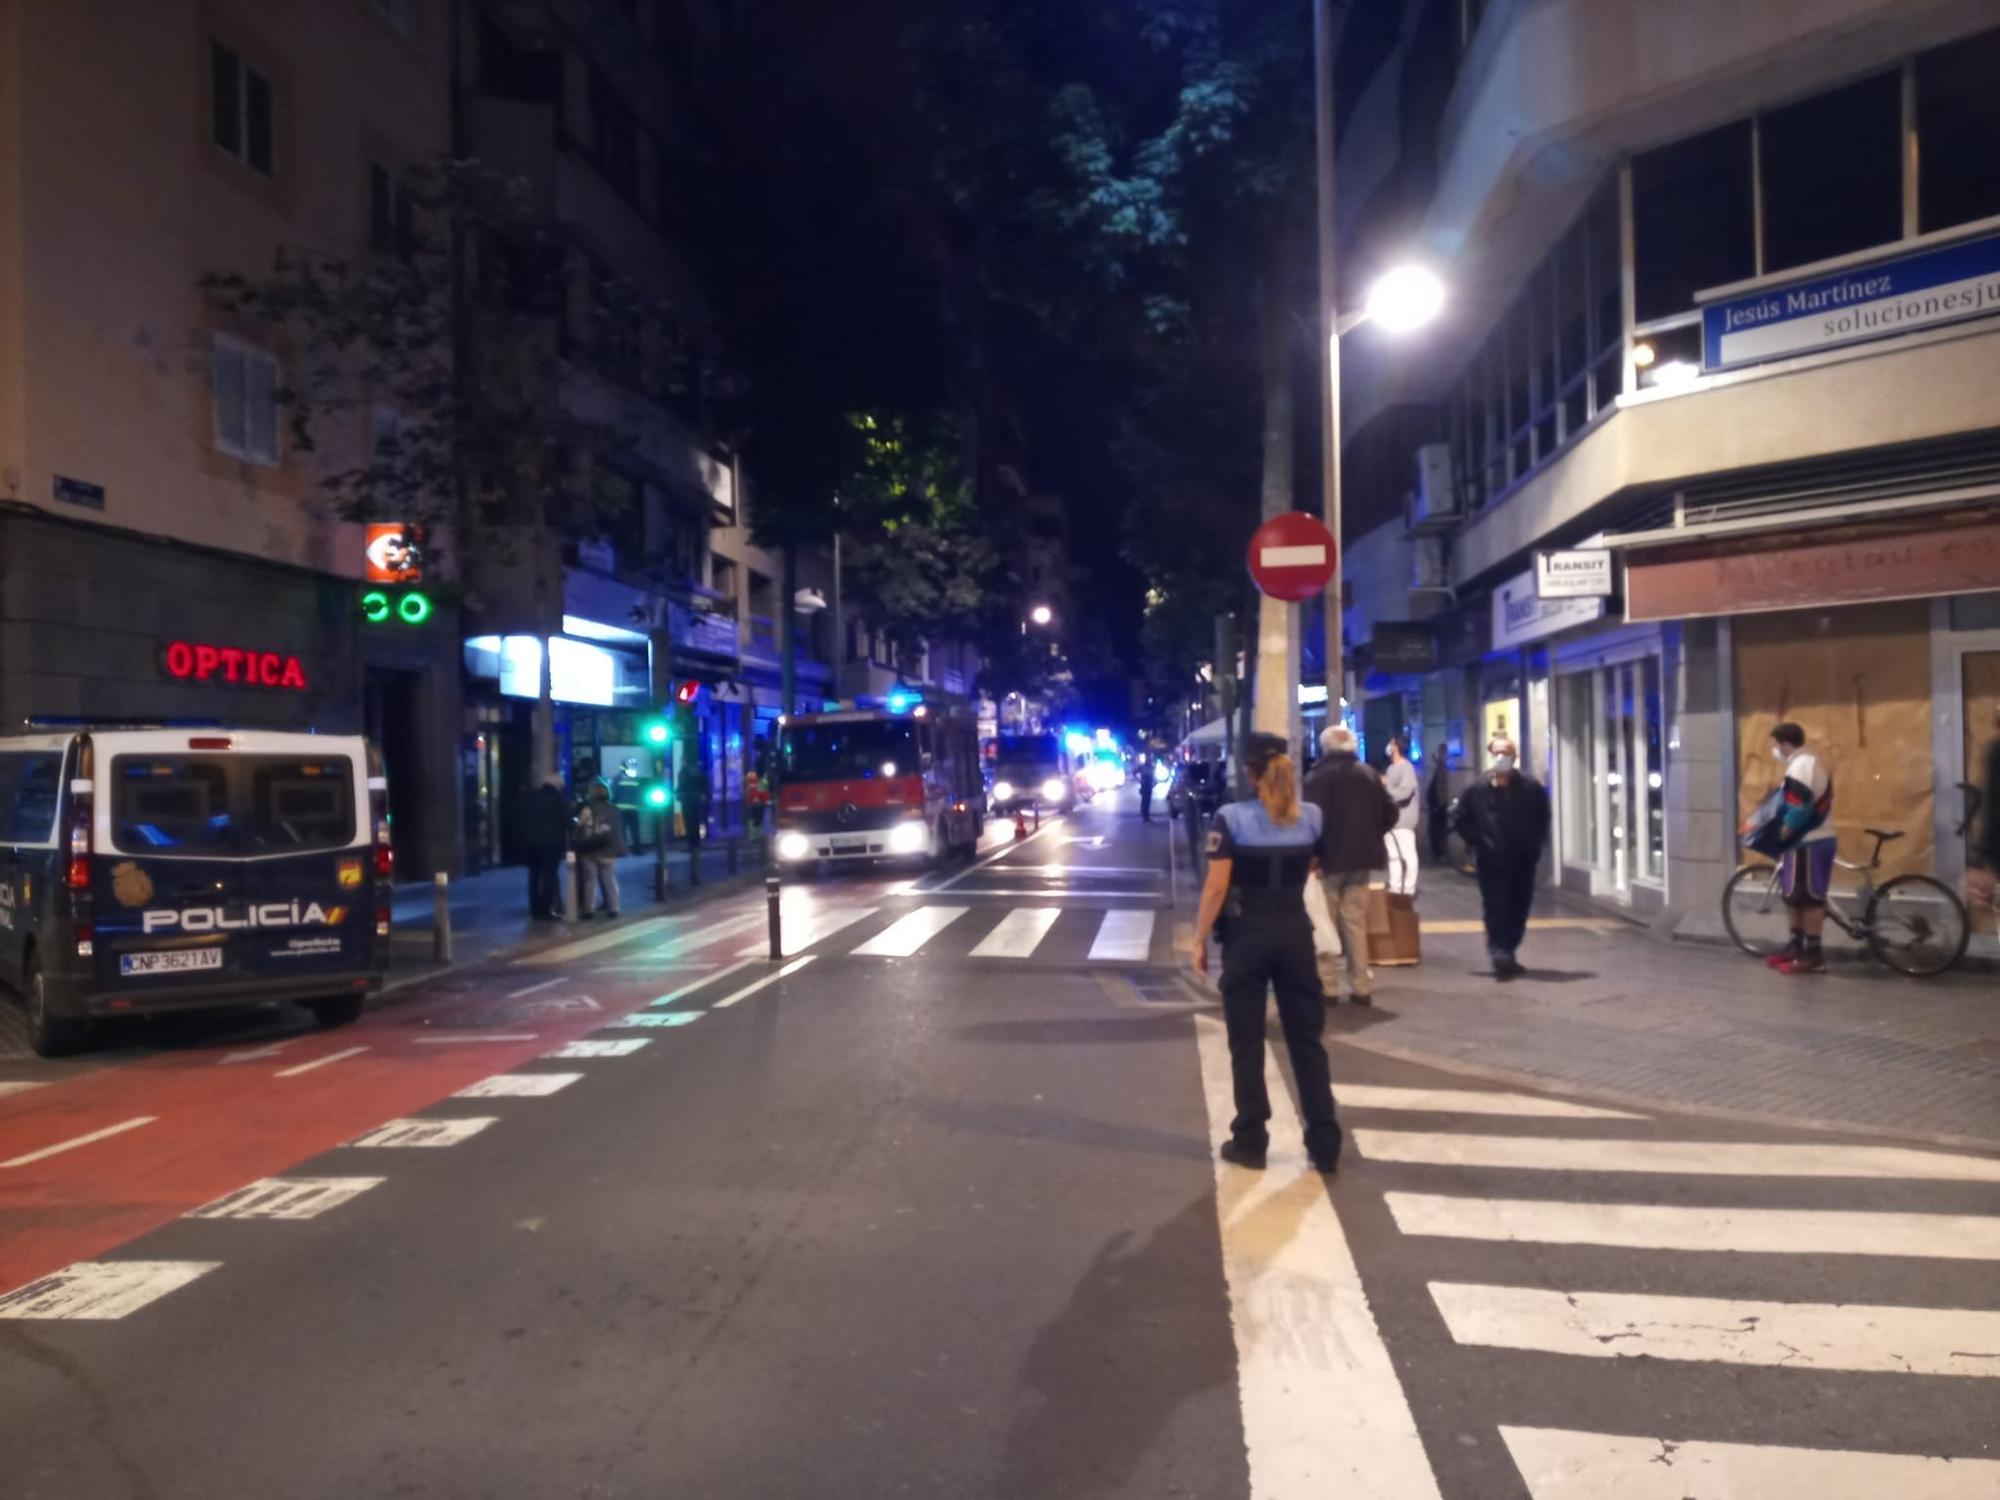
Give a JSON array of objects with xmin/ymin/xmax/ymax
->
[
  {"xmin": 0, "ymin": 750, "xmax": 64, "ymax": 844},
  {"xmin": 110, "ymin": 756, "xmax": 355, "ymax": 856}
]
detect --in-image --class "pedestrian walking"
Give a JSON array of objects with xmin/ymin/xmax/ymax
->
[
  {"xmin": 1762, "ymin": 721, "xmax": 1837, "ymax": 975},
  {"xmin": 1451, "ymin": 738, "xmax": 1550, "ymax": 979},
  {"xmin": 1303, "ymin": 724, "xmax": 1398, "ymax": 1005},
  {"xmin": 1425, "ymin": 752, "xmax": 1453, "ymax": 862},
  {"xmin": 1191, "ymin": 732, "xmax": 1342, "ymax": 1173},
  {"xmin": 1137, "ymin": 746, "xmax": 1156, "ymax": 821},
  {"xmin": 1382, "ymin": 737, "xmax": 1421, "ymax": 896},
  {"xmin": 574, "ymin": 777, "xmax": 627, "ymax": 919},
  {"xmin": 524, "ymin": 772, "xmax": 569, "ymax": 922}
]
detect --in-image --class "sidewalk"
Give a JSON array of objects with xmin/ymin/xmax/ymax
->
[
  {"xmin": 1319, "ymin": 868, "xmax": 2000, "ymax": 1150},
  {"xmin": 388, "ymin": 843, "xmax": 759, "ymax": 980}
]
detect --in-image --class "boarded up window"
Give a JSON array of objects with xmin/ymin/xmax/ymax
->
[{"xmin": 1733, "ymin": 600, "xmax": 1933, "ymax": 882}]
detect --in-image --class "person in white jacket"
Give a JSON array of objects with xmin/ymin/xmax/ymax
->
[{"xmin": 1382, "ymin": 737, "xmax": 1421, "ymax": 896}]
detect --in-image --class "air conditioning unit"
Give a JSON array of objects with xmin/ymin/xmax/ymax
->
[
  {"xmin": 1410, "ymin": 534, "xmax": 1448, "ymax": 593},
  {"xmin": 1407, "ymin": 442, "xmax": 1461, "ymax": 533}
]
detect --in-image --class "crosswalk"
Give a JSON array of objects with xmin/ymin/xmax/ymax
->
[
  {"xmin": 1337, "ymin": 1082, "xmax": 2000, "ymax": 1497},
  {"xmin": 748, "ymin": 902, "xmax": 1164, "ymax": 965}
]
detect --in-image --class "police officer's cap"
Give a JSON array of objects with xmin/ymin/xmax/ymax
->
[{"xmin": 1241, "ymin": 732, "xmax": 1288, "ymax": 781}]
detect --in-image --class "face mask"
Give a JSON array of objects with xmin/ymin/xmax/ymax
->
[
  {"xmin": 1492, "ymin": 755, "xmax": 1516, "ymax": 774},
  {"xmin": 1772, "ymin": 746, "xmax": 1786, "ymax": 762}
]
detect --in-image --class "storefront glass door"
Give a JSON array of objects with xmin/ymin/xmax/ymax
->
[{"xmin": 1558, "ymin": 656, "xmax": 1664, "ymax": 895}]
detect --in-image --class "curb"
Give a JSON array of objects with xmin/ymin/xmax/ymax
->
[{"xmin": 1331, "ymin": 1029, "xmax": 2000, "ymax": 1158}]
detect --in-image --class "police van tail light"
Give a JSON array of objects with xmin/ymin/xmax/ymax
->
[
  {"xmin": 67, "ymin": 796, "xmax": 92, "ymax": 891},
  {"xmin": 74, "ymin": 920, "xmax": 94, "ymax": 959},
  {"xmin": 375, "ymin": 841, "xmax": 394, "ymax": 882}
]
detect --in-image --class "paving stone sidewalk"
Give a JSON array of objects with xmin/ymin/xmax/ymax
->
[{"xmin": 1327, "ymin": 869, "xmax": 2000, "ymax": 1149}]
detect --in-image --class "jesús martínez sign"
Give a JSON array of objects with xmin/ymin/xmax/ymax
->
[{"xmin": 1702, "ymin": 230, "xmax": 2000, "ymax": 372}]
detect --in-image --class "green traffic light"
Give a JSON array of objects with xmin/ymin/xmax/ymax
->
[
  {"xmin": 361, "ymin": 589, "xmax": 391, "ymax": 623},
  {"xmin": 645, "ymin": 784, "xmax": 671, "ymax": 809},
  {"xmin": 644, "ymin": 720, "xmax": 670, "ymax": 747}
]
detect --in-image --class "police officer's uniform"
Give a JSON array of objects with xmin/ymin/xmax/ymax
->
[{"xmin": 1208, "ymin": 795, "xmax": 1343, "ymax": 1165}]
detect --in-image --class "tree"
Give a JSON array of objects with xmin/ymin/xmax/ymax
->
[{"xmin": 202, "ymin": 157, "xmax": 688, "ymax": 775}]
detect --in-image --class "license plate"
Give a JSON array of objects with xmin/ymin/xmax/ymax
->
[{"xmin": 120, "ymin": 948, "xmax": 224, "ymax": 977}]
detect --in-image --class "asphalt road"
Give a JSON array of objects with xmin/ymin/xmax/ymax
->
[{"xmin": 2, "ymin": 788, "xmax": 1996, "ymax": 1498}]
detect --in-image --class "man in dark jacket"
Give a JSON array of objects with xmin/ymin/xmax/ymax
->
[
  {"xmin": 524, "ymin": 773, "xmax": 569, "ymax": 921},
  {"xmin": 1451, "ymin": 738, "xmax": 1551, "ymax": 979},
  {"xmin": 1302, "ymin": 725, "xmax": 1397, "ymax": 1004}
]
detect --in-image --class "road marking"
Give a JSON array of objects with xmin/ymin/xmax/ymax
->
[
  {"xmin": 969, "ymin": 906, "xmax": 1062, "ymax": 958},
  {"xmin": 549, "ymin": 1038, "xmax": 650, "ymax": 1059},
  {"xmin": 456, "ymin": 1072, "xmax": 584, "ymax": 1098},
  {"xmin": 853, "ymin": 906, "xmax": 969, "ymax": 957},
  {"xmin": 921, "ymin": 816, "xmax": 1062, "ymax": 893},
  {"xmin": 351, "ymin": 1117, "xmax": 498, "ymax": 1148},
  {"xmin": 218, "ymin": 1044, "xmax": 290, "ymax": 1065},
  {"xmin": 711, "ymin": 956, "xmax": 815, "ymax": 1009},
  {"xmin": 0, "ymin": 1081, "xmax": 48, "ymax": 1099},
  {"xmin": 1355, "ymin": 1130, "xmax": 2000, "ymax": 1181},
  {"xmin": 742, "ymin": 906, "xmax": 880, "ymax": 959},
  {"xmin": 506, "ymin": 976, "xmax": 568, "ymax": 999},
  {"xmin": 1192, "ymin": 1014, "xmax": 1442, "ymax": 1500},
  {"xmin": 606, "ymin": 1011, "xmax": 701, "ymax": 1029},
  {"xmin": 2, "ymin": 1116, "xmax": 157, "ymax": 1169},
  {"xmin": 413, "ymin": 1034, "xmax": 541, "ymax": 1044},
  {"xmin": 188, "ymin": 1176, "xmax": 384, "ymax": 1221},
  {"xmin": 1088, "ymin": 909, "xmax": 1156, "ymax": 962},
  {"xmin": 651, "ymin": 959, "xmax": 760, "ymax": 1005},
  {"xmin": 1062, "ymin": 835, "xmax": 1107, "ymax": 848},
  {"xmin": 1386, "ymin": 1193, "xmax": 2000, "ymax": 1261},
  {"xmin": 0, "ymin": 1261, "xmax": 221, "ymax": 1321},
  {"xmin": 1423, "ymin": 918, "xmax": 1628, "ymax": 935},
  {"xmin": 942, "ymin": 885, "xmax": 1162, "ymax": 898},
  {"xmin": 1500, "ymin": 1426, "xmax": 2000, "ymax": 1500},
  {"xmin": 274, "ymin": 1045, "xmax": 369, "ymax": 1078},
  {"xmin": 1430, "ymin": 1282, "xmax": 2000, "ymax": 1377},
  {"xmin": 1337, "ymin": 1086, "xmax": 1640, "ymax": 1120},
  {"xmin": 516, "ymin": 913, "xmax": 684, "ymax": 966}
]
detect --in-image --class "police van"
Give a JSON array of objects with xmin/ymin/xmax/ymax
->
[{"xmin": 0, "ymin": 728, "xmax": 393, "ymax": 1056}]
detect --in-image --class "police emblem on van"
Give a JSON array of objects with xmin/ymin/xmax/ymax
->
[
  {"xmin": 142, "ymin": 902, "xmax": 347, "ymax": 934},
  {"xmin": 112, "ymin": 861, "xmax": 156, "ymax": 908}
]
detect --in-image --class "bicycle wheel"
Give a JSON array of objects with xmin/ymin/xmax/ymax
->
[
  {"xmin": 1866, "ymin": 875, "xmax": 1969, "ymax": 977},
  {"xmin": 1721, "ymin": 864, "xmax": 1789, "ymax": 957}
]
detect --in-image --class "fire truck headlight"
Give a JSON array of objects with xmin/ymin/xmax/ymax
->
[
  {"xmin": 992, "ymin": 781, "xmax": 1014, "ymax": 802},
  {"xmin": 776, "ymin": 832, "xmax": 813, "ymax": 862},
  {"xmin": 1041, "ymin": 777, "xmax": 1066, "ymax": 803},
  {"xmin": 887, "ymin": 821, "xmax": 929, "ymax": 856}
]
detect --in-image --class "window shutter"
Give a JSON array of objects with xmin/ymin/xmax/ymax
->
[{"xmin": 212, "ymin": 339, "xmax": 246, "ymax": 454}]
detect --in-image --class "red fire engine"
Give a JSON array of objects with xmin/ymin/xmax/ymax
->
[{"xmin": 773, "ymin": 702, "xmax": 983, "ymax": 867}]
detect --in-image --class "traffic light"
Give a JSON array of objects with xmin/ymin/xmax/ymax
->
[
  {"xmin": 673, "ymin": 679, "xmax": 702, "ymax": 706},
  {"xmin": 645, "ymin": 783, "xmax": 671, "ymax": 809},
  {"xmin": 643, "ymin": 718, "xmax": 671, "ymax": 748},
  {"xmin": 361, "ymin": 588, "xmax": 433, "ymax": 625}
]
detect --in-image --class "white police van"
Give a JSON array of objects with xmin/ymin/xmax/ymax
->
[{"xmin": 0, "ymin": 728, "xmax": 393, "ymax": 1056}]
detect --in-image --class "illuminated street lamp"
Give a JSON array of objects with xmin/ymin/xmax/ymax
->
[
  {"xmin": 1360, "ymin": 264, "xmax": 1447, "ymax": 336},
  {"xmin": 1029, "ymin": 604, "xmax": 1054, "ymax": 627}
]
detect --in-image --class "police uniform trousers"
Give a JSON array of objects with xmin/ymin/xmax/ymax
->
[{"xmin": 1218, "ymin": 907, "xmax": 1343, "ymax": 1158}]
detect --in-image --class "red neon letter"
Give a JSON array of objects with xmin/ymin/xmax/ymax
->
[
  {"xmin": 219, "ymin": 647, "xmax": 245, "ymax": 682},
  {"xmin": 257, "ymin": 651, "xmax": 280, "ymax": 686},
  {"xmin": 193, "ymin": 644, "xmax": 220, "ymax": 679},
  {"xmin": 165, "ymin": 641, "xmax": 195, "ymax": 678},
  {"xmin": 279, "ymin": 656, "xmax": 307, "ymax": 690}
]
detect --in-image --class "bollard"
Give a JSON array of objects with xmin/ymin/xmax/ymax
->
[
  {"xmin": 727, "ymin": 836, "xmax": 739, "ymax": 875},
  {"xmin": 1166, "ymin": 806, "xmax": 1178, "ymax": 910},
  {"xmin": 432, "ymin": 870, "xmax": 453, "ymax": 964},
  {"xmin": 654, "ymin": 832, "xmax": 669, "ymax": 902},
  {"xmin": 562, "ymin": 849, "xmax": 579, "ymax": 922},
  {"xmin": 766, "ymin": 870, "xmax": 783, "ymax": 960}
]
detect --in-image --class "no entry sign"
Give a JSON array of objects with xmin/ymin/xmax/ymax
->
[{"xmin": 1247, "ymin": 512, "xmax": 1338, "ymax": 601}]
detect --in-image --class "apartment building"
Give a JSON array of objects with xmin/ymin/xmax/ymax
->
[
  {"xmin": 1334, "ymin": 0, "xmax": 2000, "ymax": 934},
  {"xmin": 0, "ymin": 0, "xmax": 462, "ymax": 875}
]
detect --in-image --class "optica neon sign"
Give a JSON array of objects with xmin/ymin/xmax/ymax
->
[{"xmin": 162, "ymin": 640, "xmax": 309, "ymax": 691}]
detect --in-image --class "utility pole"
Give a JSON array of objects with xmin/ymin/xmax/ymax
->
[{"xmin": 1314, "ymin": 0, "xmax": 1344, "ymax": 738}]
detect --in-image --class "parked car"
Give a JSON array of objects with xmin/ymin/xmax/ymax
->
[{"xmin": 1167, "ymin": 759, "xmax": 1226, "ymax": 820}]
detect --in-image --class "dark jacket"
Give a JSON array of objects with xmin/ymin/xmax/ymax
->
[
  {"xmin": 1302, "ymin": 751, "xmax": 1397, "ymax": 874},
  {"xmin": 575, "ymin": 795, "xmax": 628, "ymax": 858},
  {"xmin": 1452, "ymin": 773, "xmax": 1551, "ymax": 867},
  {"xmin": 525, "ymin": 783, "xmax": 570, "ymax": 854}
]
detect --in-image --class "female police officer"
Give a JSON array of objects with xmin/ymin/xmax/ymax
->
[{"xmin": 1190, "ymin": 732, "xmax": 1343, "ymax": 1173}]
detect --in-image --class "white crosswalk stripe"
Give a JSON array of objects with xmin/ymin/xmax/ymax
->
[
  {"xmin": 741, "ymin": 906, "xmax": 879, "ymax": 959},
  {"xmin": 1087, "ymin": 908, "xmax": 1155, "ymax": 961},
  {"xmin": 852, "ymin": 906, "xmax": 969, "ymax": 956},
  {"xmin": 765, "ymin": 902, "xmax": 1170, "ymax": 963},
  {"xmin": 1355, "ymin": 1129, "xmax": 2000, "ymax": 1181},
  {"xmin": 1336, "ymin": 1086, "xmax": 1640, "ymax": 1120},
  {"xmin": 968, "ymin": 906, "xmax": 1061, "ymax": 958}
]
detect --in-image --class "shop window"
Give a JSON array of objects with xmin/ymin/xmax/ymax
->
[
  {"xmin": 211, "ymin": 41, "xmax": 274, "ymax": 176},
  {"xmin": 1557, "ymin": 657, "xmax": 1663, "ymax": 893},
  {"xmin": 212, "ymin": 334, "xmax": 281, "ymax": 466},
  {"xmin": 1585, "ymin": 181, "xmax": 1623, "ymax": 412},
  {"xmin": 1760, "ymin": 72, "xmax": 1902, "ymax": 272},
  {"xmin": 1917, "ymin": 28, "xmax": 2000, "ymax": 233},
  {"xmin": 1633, "ymin": 121, "xmax": 1754, "ymax": 322}
]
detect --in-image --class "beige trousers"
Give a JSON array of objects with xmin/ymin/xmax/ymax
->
[{"xmin": 1315, "ymin": 871, "xmax": 1374, "ymax": 998}]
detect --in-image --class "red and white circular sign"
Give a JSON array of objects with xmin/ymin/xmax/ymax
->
[{"xmin": 1246, "ymin": 512, "xmax": 1338, "ymax": 601}]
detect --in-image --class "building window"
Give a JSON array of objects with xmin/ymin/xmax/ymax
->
[
  {"xmin": 370, "ymin": 0, "xmax": 415, "ymax": 37},
  {"xmin": 212, "ymin": 335, "xmax": 281, "ymax": 465},
  {"xmin": 1632, "ymin": 121, "xmax": 1754, "ymax": 322},
  {"xmin": 369, "ymin": 163, "xmax": 414, "ymax": 258},
  {"xmin": 1557, "ymin": 656, "xmax": 1664, "ymax": 894},
  {"xmin": 211, "ymin": 42, "xmax": 274, "ymax": 176},
  {"xmin": 1759, "ymin": 71, "xmax": 1902, "ymax": 272},
  {"xmin": 1917, "ymin": 28, "xmax": 2000, "ymax": 233}
]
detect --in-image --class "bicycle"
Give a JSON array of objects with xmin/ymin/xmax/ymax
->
[{"xmin": 1721, "ymin": 827, "xmax": 1970, "ymax": 978}]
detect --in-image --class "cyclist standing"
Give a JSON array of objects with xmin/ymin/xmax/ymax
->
[{"xmin": 1767, "ymin": 722, "xmax": 1836, "ymax": 975}]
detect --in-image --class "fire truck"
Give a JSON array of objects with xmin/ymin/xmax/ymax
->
[{"xmin": 772, "ymin": 702, "xmax": 984, "ymax": 868}]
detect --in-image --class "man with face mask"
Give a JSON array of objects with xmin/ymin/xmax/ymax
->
[
  {"xmin": 1766, "ymin": 722, "xmax": 1835, "ymax": 974},
  {"xmin": 1451, "ymin": 738, "xmax": 1550, "ymax": 979}
]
